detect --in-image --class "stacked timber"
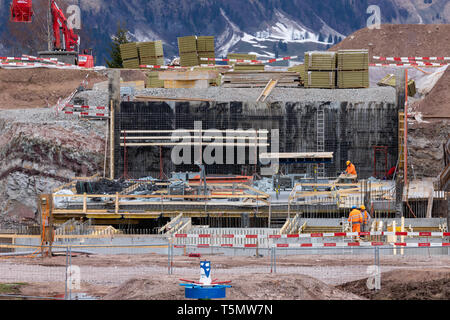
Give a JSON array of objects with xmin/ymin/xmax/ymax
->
[
  {"xmin": 222, "ymin": 71, "xmax": 300, "ymax": 88},
  {"xmin": 197, "ymin": 36, "xmax": 215, "ymax": 65},
  {"xmin": 304, "ymin": 51, "xmax": 337, "ymax": 88},
  {"xmin": 228, "ymin": 53, "xmax": 265, "ymax": 71},
  {"xmin": 120, "ymin": 42, "xmax": 140, "ymax": 69},
  {"xmin": 288, "ymin": 64, "xmax": 306, "ymax": 86},
  {"xmin": 304, "ymin": 71, "xmax": 336, "ymax": 89},
  {"xmin": 146, "ymin": 71, "xmax": 164, "ymax": 88},
  {"xmin": 336, "ymin": 49, "xmax": 369, "ymax": 88},
  {"xmin": 377, "ymin": 74, "xmax": 417, "ymax": 96},
  {"xmin": 138, "ymin": 41, "xmax": 164, "ymax": 66},
  {"xmin": 178, "ymin": 36, "xmax": 199, "ymax": 67}
]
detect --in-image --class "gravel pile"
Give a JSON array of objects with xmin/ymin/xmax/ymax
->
[
  {"xmin": 0, "ymin": 108, "xmax": 107, "ymax": 138},
  {"xmin": 74, "ymin": 86, "xmax": 397, "ymax": 107}
]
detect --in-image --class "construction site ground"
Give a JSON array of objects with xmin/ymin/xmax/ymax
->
[{"xmin": 0, "ymin": 253, "xmax": 449, "ymax": 300}]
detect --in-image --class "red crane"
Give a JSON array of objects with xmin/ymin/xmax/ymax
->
[
  {"xmin": 10, "ymin": 0, "xmax": 33, "ymax": 23},
  {"xmin": 9, "ymin": 0, "xmax": 94, "ymax": 68}
]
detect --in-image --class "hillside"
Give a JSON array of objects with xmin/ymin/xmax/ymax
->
[
  {"xmin": 1, "ymin": 0, "xmax": 449, "ymax": 64},
  {"xmin": 329, "ymin": 24, "xmax": 450, "ymax": 62}
]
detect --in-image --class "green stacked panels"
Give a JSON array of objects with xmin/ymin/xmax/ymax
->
[
  {"xmin": 120, "ymin": 42, "xmax": 139, "ymax": 69},
  {"xmin": 197, "ymin": 36, "xmax": 215, "ymax": 64},
  {"xmin": 178, "ymin": 36, "xmax": 197, "ymax": 53},
  {"xmin": 233, "ymin": 64, "xmax": 265, "ymax": 71},
  {"xmin": 180, "ymin": 52, "xmax": 200, "ymax": 67},
  {"xmin": 304, "ymin": 51, "xmax": 336, "ymax": 88},
  {"xmin": 146, "ymin": 71, "xmax": 164, "ymax": 88},
  {"xmin": 337, "ymin": 50, "xmax": 369, "ymax": 71},
  {"xmin": 337, "ymin": 70, "xmax": 369, "ymax": 88},
  {"xmin": 304, "ymin": 51, "xmax": 337, "ymax": 71},
  {"xmin": 304, "ymin": 71, "xmax": 336, "ymax": 89},
  {"xmin": 138, "ymin": 40, "xmax": 164, "ymax": 66},
  {"xmin": 138, "ymin": 41, "xmax": 164, "ymax": 57},
  {"xmin": 178, "ymin": 36, "xmax": 199, "ymax": 67},
  {"xmin": 122, "ymin": 58, "xmax": 140, "ymax": 69},
  {"xmin": 336, "ymin": 49, "xmax": 369, "ymax": 89},
  {"xmin": 140, "ymin": 56, "xmax": 165, "ymax": 66}
]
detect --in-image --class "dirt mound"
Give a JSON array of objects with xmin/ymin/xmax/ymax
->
[
  {"xmin": 338, "ymin": 268, "xmax": 450, "ymax": 300},
  {"xmin": 103, "ymin": 274, "xmax": 364, "ymax": 300},
  {"xmin": 0, "ymin": 69, "xmax": 107, "ymax": 109},
  {"xmin": 330, "ymin": 24, "xmax": 450, "ymax": 61},
  {"xmin": 412, "ymin": 68, "xmax": 450, "ymax": 117}
]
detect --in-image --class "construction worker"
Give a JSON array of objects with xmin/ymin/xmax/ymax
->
[
  {"xmin": 345, "ymin": 160, "xmax": 357, "ymax": 176},
  {"xmin": 348, "ymin": 206, "xmax": 363, "ymax": 239},
  {"xmin": 360, "ymin": 205, "xmax": 371, "ymax": 233}
]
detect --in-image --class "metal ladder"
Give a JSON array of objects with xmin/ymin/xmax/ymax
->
[{"xmin": 316, "ymin": 108, "xmax": 325, "ymax": 177}]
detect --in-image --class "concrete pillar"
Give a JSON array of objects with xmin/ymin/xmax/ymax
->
[{"xmin": 108, "ymin": 70, "xmax": 120, "ymax": 179}]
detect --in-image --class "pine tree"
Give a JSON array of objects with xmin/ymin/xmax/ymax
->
[{"xmin": 105, "ymin": 22, "xmax": 130, "ymax": 68}]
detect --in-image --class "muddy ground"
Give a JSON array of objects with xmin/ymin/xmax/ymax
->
[{"xmin": 0, "ymin": 253, "xmax": 449, "ymax": 300}]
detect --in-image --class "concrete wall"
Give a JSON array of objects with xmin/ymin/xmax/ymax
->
[{"xmin": 115, "ymin": 100, "xmax": 398, "ymax": 179}]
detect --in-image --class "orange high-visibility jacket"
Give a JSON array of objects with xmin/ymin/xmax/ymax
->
[
  {"xmin": 361, "ymin": 210, "xmax": 371, "ymax": 225},
  {"xmin": 348, "ymin": 209, "xmax": 362, "ymax": 224},
  {"xmin": 346, "ymin": 163, "xmax": 357, "ymax": 175}
]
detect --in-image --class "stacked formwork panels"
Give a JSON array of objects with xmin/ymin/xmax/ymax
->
[
  {"xmin": 304, "ymin": 51, "xmax": 336, "ymax": 88},
  {"xmin": 337, "ymin": 49, "xmax": 369, "ymax": 89},
  {"xmin": 120, "ymin": 43, "xmax": 140, "ymax": 69},
  {"xmin": 178, "ymin": 36, "xmax": 199, "ymax": 67},
  {"xmin": 197, "ymin": 36, "xmax": 215, "ymax": 65},
  {"xmin": 138, "ymin": 41, "xmax": 164, "ymax": 66}
]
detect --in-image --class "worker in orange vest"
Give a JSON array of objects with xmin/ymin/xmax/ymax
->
[
  {"xmin": 345, "ymin": 160, "xmax": 357, "ymax": 176},
  {"xmin": 348, "ymin": 206, "xmax": 363, "ymax": 239},
  {"xmin": 360, "ymin": 205, "xmax": 371, "ymax": 232}
]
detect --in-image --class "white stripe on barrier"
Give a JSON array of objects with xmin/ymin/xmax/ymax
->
[
  {"xmin": 65, "ymin": 104, "xmax": 107, "ymax": 111},
  {"xmin": 174, "ymin": 231, "xmax": 450, "ymax": 238},
  {"xmin": 374, "ymin": 56, "xmax": 450, "ymax": 61},
  {"xmin": 370, "ymin": 63, "xmax": 448, "ymax": 67},
  {"xmin": 173, "ymin": 242, "xmax": 450, "ymax": 248}
]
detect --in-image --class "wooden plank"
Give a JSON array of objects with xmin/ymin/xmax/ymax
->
[
  {"xmin": 257, "ymin": 79, "xmax": 278, "ymax": 102},
  {"xmin": 158, "ymin": 70, "xmax": 218, "ymax": 80},
  {"xmin": 120, "ymin": 142, "xmax": 269, "ymax": 147},
  {"xmin": 121, "ymin": 129, "xmax": 268, "ymax": 134},
  {"xmin": 120, "ymin": 136, "xmax": 268, "ymax": 140},
  {"xmin": 164, "ymin": 79, "xmax": 209, "ymax": 89}
]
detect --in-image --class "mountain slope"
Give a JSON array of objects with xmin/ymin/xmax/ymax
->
[{"xmin": 0, "ymin": 0, "xmax": 449, "ymax": 65}]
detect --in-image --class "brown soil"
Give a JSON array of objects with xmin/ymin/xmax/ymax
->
[
  {"xmin": 3, "ymin": 253, "xmax": 449, "ymax": 300},
  {"xmin": 330, "ymin": 24, "xmax": 450, "ymax": 62},
  {"xmin": 338, "ymin": 268, "xmax": 450, "ymax": 300},
  {"xmin": 330, "ymin": 24, "xmax": 450, "ymax": 118},
  {"xmin": 103, "ymin": 274, "xmax": 363, "ymax": 300},
  {"xmin": 412, "ymin": 69, "xmax": 450, "ymax": 117},
  {"xmin": 0, "ymin": 69, "xmax": 107, "ymax": 109}
]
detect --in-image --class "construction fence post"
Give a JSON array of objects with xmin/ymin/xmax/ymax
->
[{"xmin": 65, "ymin": 245, "xmax": 68, "ymax": 300}]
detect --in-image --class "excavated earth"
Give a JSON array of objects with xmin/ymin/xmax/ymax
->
[
  {"xmin": 0, "ymin": 108, "xmax": 106, "ymax": 227},
  {"xmin": 331, "ymin": 24, "xmax": 450, "ymax": 177}
]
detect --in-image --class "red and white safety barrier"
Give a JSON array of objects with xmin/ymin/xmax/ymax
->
[
  {"xmin": 174, "ymin": 231, "xmax": 450, "ymax": 239},
  {"xmin": 23, "ymin": 54, "xmax": 73, "ymax": 67},
  {"xmin": 65, "ymin": 104, "xmax": 107, "ymax": 111},
  {"xmin": 63, "ymin": 110, "xmax": 109, "ymax": 117},
  {"xmin": 374, "ymin": 56, "xmax": 450, "ymax": 62},
  {"xmin": 174, "ymin": 242, "xmax": 450, "ymax": 249},
  {"xmin": 200, "ymin": 55, "xmax": 299, "ymax": 64},
  {"xmin": 370, "ymin": 62, "xmax": 448, "ymax": 67},
  {"xmin": 63, "ymin": 104, "xmax": 109, "ymax": 117}
]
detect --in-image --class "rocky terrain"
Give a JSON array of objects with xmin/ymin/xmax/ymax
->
[{"xmin": 0, "ymin": 108, "xmax": 106, "ymax": 227}]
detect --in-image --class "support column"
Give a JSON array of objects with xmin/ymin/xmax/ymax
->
[{"xmin": 108, "ymin": 70, "xmax": 120, "ymax": 179}]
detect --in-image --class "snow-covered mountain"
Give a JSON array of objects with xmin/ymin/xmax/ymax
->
[{"xmin": 0, "ymin": 0, "xmax": 449, "ymax": 65}]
